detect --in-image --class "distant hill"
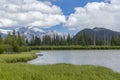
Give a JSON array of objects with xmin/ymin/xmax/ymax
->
[{"xmin": 73, "ymin": 27, "xmax": 120, "ymax": 45}]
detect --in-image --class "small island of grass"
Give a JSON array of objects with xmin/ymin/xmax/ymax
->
[{"xmin": 0, "ymin": 50, "xmax": 38, "ymax": 63}]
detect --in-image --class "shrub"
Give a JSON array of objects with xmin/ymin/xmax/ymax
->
[
  {"xmin": 0, "ymin": 44, "xmax": 13, "ymax": 52},
  {"xmin": 21, "ymin": 46, "xmax": 32, "ymax": 52},
  {"xmin": 13, "ymin": 45, "xmax": 21, "ymax": 52},
  {"xmin": 0, "ymin": 46, "xmax": 4, "ymax": 54}
]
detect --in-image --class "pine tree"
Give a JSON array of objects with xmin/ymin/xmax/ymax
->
[
  {"xmin": 0, "ymin": 35, "xmax": 3, "ymax": 45},
  {"xmin": 111, "ymin": 36, "xmax": 116, "ymax": 46},
  {"xmin": 17, "ymin": 32, "xmax": 26, "ymax": 46},
  {"xmin": 34, "ymin": 36, "xmax": 42, "ymax": 45},
  {"xmin": 67, "ymin": 34, "xmax": 72, "ymax": 45},
  {"xmin": 30, "ymin": 35, "xmax": 35, "ymax": 45},
  {"xmin": 117, "ymin": 35, "xmax": 120, "ymax": 45}
]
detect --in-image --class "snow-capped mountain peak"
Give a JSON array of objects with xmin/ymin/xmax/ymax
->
[
  {"xmin": 15, "ymin": 26, "xmax": 45, "ymax": 34},
  {"xmin": 31, "ymin": 28, "xmax": 45, "ymax": 33},
  {"xmin": 46, "ymin": 30, "xmax": 63, "ymax": 36},
  {"xmin": 0, "ymin": 29, "xmax": 11, "ymax": 34},
  {"xmin": 0, "ymin": 26, "xmax": 70, "ymax": 41},
  {"xmin": 0, "ymin": 29, "xmax": 12, "ymax": 37},
  {"xmin": 15, "ymin": 27, "xmax": 69, "ymax": 41}
]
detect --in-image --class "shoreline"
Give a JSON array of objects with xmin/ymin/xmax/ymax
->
[
  {"xmin": 0, "ymin": 50, "xmax": 120, "ymax": 80},
  {"xmin": 30, "ymin": 46, "xmax": 120, "ymax": 50},
  {"xmin": 0, "ymin": 50, "xmax": 39, "ymax": 63}
]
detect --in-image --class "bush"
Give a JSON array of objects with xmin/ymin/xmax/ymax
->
[
  {"xmin": 21, "ymin": 46, "xmax": 32, "ymax": 52},
  {"xmin": 13, "ymin": 45, "xmax": 32, "ymax": 52},
  {"xmin": 13, "ymin": 45, "xmax": 21, "ymax": 52},
  {"xmin": 0, "ymin": 44, "xmax": 13, "ymax": 52},
  {"xmin": 0, "ymin": 44, "xmax": 31, "ymax": 53},
  {"xmin": 0, "ymin": 46, "xmax": 4, "ymax": 54}
]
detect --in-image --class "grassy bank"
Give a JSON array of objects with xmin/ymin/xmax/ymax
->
[
  {"xmin": 0, "ymin": 49, "xmax": 120, "ymax": 80},
  {"xmin": 0, "ymin": 64, "xmax": 120, "ymax": 80},
  {"xmin": 30, "ymin": 45, "xmax": 120, "ymax": 50},
  {"xmin": 0, "ymin": 50, "xmax": 38, "ymax": 63}
]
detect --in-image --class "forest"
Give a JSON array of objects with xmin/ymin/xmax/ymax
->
[
  {"xmin": 29, "ymin": 32, "xmax": 120, "ymax": 46},
  {"xmin": 0, "ymin": 30, "xmax": 120, "ymax": 54},
  {"xmin": 0, "ymin": 30, "xmax": 29, "ymax": 54}
]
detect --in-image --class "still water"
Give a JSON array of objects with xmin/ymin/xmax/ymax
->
[{"xmin": 28, "ymin": 50, "xmax": 120, "ymax": 72}]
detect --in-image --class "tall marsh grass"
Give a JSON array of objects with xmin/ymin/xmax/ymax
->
[
  {"xmin": 0, "ymin": 64, "xmax": 120, "ymax": 80},
  {"xmin": 30, "ymin": 45, "xmax": 120, "ymax": 50},
  {"xmin": 0, "ymin": 51, "xmax": 38, "ymax": 63}
]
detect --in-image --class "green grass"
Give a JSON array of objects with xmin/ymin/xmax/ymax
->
[
  {"xmin": 30, "ymin": 45, "xmax": 120, "ymax": 50},
  {"xmin": 0, "ymin": 49, "xmax": 120, "ymax": 80},
  {"xmin": 0, "ymin": 64, "xmax": 120, "ymax": 80},
  {"xmin": 0, "ymin": 51, "xmax": 38, "ymax": 63}
]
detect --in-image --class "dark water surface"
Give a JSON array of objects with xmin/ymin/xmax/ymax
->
[{"xmin": 28, "ymin": 50, "xmax": 120, "ymax": 72}]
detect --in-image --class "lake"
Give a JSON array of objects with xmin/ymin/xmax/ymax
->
[{"xmin": 28, "ymin": 50, "xmax": 120, "ymax": 72}]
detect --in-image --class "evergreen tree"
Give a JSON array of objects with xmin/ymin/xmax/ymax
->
[
  {"xmin": 42, "ymin": 35, "xmax": 51, "ymax": 45},
  {"xmin": 17, "ymin": 32, "xmax": 26, "ymax": 46},
  {"xmin": 0, "ymin": 35, "xmax": 3, "ymax": 45},
  {"xmin": 30, "ymin": 35, "xmax": 35, "ymax": 45},
  {"xmin": 117, "ymin": 35, "xmax": 120, "ymax": 45},
  {"xmin": 67, "ymin": 34, "xmax": 72, "ymax": 45},
  {"xmin": 111, "ymin": 36, "xmax": 116, "ymax": 46},
  {"xmin": 34, "ymin": 36, "xmax": 42, "ymax": 45}
]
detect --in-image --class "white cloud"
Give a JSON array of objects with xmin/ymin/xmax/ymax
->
[
  {"xmin": 0, "ymin": 0, "xmax": 66, "ymax": 28},
  {"xmin": 66, "ymin": 0, "xmax": 120, "ymax": 31}
]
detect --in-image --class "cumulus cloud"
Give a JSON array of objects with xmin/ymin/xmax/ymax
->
[
  {"xmin": 0, "ymin": 0, "xmax": 66, "ymax": 28},
  {"xmin": 66, "ymin": 0, "xmax": 120, "ymax": 31}
]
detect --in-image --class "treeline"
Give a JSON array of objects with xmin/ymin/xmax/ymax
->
[
  {"xmin": 73, "ymin": 32, "xmax": 120, "ymax": 46},
  {"xmin": 28, "ymin": 34, "xmax": 73, "ymax": 46},
  {"xmin": 0, "ymin": 30, "xmax": 30, "ymax": 54},
  {"xmin": 28, "ymin": 32, "xmax": 120, "ymax": 46},
  {"xmin": 1, "ymin": 30, "xmax": 120, "ymax": 53}
]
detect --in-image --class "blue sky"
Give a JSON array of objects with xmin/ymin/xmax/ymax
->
[
  {"xmin": 51, "ymin": 0, "xmax": 103, "ymax": 16},
  {"xmin": 1, "ymin": 0, "xmax": 120, "ymax": 34},
  {"xmin": 44, "ymin": 0, "xmax": 103, "ymax": 34}
]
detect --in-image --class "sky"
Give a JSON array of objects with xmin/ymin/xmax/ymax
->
[
  {"xmin": 47, "ymin": 0, "xmax": 104, "ymax": 34},
  {"xmin": 50, "ymin": 0, "xmax": 103, "ymax": 16},
  {"xmin": 0, "ymin": 0, "xmax": 120, "ymax": 34}
]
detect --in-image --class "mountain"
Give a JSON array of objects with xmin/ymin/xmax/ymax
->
[
  {"xmin": 15, "ymin": 27, "xmax": 69, "ymax": 41},
  {"xmin": 73, "ymin": 27, "xmax": 120, "ymax": 43},
  {"xmin": 15, "ymin": 27, "xmax": 45, "ymax": 41},
  {"xmin": 0, "ymin": 27, "xmax": 71, "ymax": 41},
  {"xmin": 0, "ymin": 27, "xmax": 69, "ymax": 41},
  {"xmin": 0, "ymin": 29, "xmax": 12, "ymax": 37}
]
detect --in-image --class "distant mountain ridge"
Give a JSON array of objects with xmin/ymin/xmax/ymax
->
[
  {"xmin": 0, "ymin": 27, "xmax": 120, "ymax": 42},
  {"xmin": 0, "ymin": 27, "xmax": 69, "ymax": 41},
  {"xmin": 73, "ymin": 27, "xmax": 120, "ymax": 44},
  {"xmin": 16, "ymin": 27, "xmax": 70, "ymax": 41},
  {"xmin": 0, "ymin": 29, "xmax": 12, "ymax": 37}
]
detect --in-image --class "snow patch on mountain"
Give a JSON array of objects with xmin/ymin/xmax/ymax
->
[
  {"xmin": 0, "ymin": 29, "xmax": 12, "ymax": 34},
  {"xmin": 15, "ymin": 27, "xmax": 70, "ymax": 41},
  {"xmin": 0, "ymin": 26, "xmax": 71, "ymax": 41},
  {"xmin": 0, "ymin": 29, "xmax": 12, "ymax": 37}
]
